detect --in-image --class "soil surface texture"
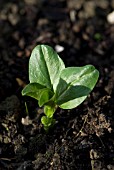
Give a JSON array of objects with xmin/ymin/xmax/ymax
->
[{"xmin": 0, "ymin": 0, "xmax": 114, "ymax": 169}]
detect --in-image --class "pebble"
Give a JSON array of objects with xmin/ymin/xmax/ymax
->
[
  {"xmin": 107, "ymin": 11, "xmax": 114, "ymax": 24},
  {"xmin": 55, "ymin": 45, "xmax": 64, "ymax": 53}
]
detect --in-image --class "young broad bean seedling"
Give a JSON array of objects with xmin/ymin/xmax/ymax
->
[{"xmin": 22, "ymin": 45, "xmax": 99, "ymax": 131}]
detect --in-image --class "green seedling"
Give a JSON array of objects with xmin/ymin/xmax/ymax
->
[
  {"xmin": 22, "ymin": 45, "xmax": 99, "ymax": 131},
  {"xmin": 94, "ymin": 33, "xmax": 102, "ymax": 41}
]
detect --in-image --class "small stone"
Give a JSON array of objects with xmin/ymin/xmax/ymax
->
[
  {"xmin": 17, "ymin": 51, "xmax": 23, "ymax": 57},
  {"xmin": 21, "ymin": 116, "xmax": 32, "ymax": 126},
  {"xmin": 25, "ymin": 49, "xmax": 31, "ymax": 57},
  {"xmin": 19, "ymin": 38, "xmax": 25, "ymax": 49},
  {"xmin": 16, "ymin": 78, "xmax": 26, "ymax": 88},
  {"xmin": 55, "ymin": 45, "xmax": 64, "ymax": 53},
  {"xmin": 107, "ymin": 11, "xmax": 114, "ymax": 24},
  {"xmin": 8, "ymin": 13, "xmax": 19, "ymax": 25},
  {"xmin": 90, "ymin": 149, "xmax": 100, "ymax": 159},
  {"xmin": 70, "ymin": 10, "xmax": 76, "ymax": 22},
  {"xmin": 107, "ymin": 164, "xmax": 114, "ymax": 170}
]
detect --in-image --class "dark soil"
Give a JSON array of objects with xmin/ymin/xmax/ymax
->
[{"xmin": 0, "ymin": 0, "xmax": 114, "ymax": 169}]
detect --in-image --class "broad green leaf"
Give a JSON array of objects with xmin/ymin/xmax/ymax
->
[
  {"xmin": 38, "ymin": 88, "xmax": 54, "ymax": 107},
  {"xmin": 29, "ymin": 45, "xmax": 65, "ymax": 92},
  {"xmin": 21, "ymin": 83, "xmax": 45, "ymax": 100},
  {"xmin": 55, "ymin": 65, "xmax": 99, "ymax": 109}
]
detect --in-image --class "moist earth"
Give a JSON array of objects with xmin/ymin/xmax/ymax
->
[{"xmin": 0, "ymin": 0, "xmax": 114, "ymax": 169}]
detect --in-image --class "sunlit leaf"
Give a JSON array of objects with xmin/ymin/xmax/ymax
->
[
  {"xmin": 55, "ymin": 65, "xmax": 99, "ymax": 109},
  {"xmin": 29, "ymin": 45, "xmax": 65, "ymax": 92}
]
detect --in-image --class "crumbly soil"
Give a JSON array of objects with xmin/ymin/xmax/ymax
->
[{"xmin": 0, "ymin": 0, "xmax": 114, "ymax": 169}]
